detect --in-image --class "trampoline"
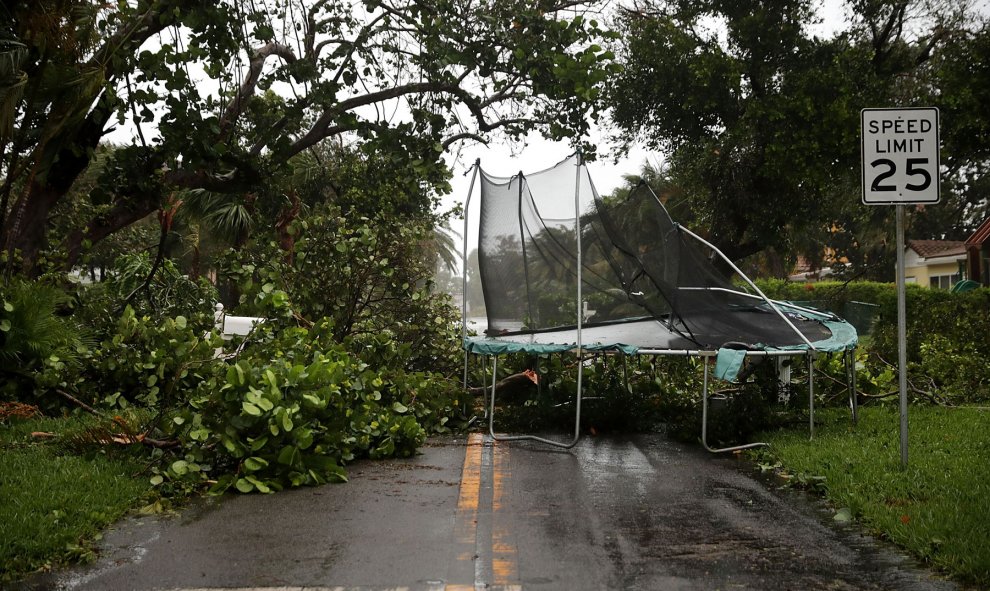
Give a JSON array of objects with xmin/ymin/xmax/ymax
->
[{"xmin": 460, "ymin": 155, "xmax": 859, "ymax": 450}]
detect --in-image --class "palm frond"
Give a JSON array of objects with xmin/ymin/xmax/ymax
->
[
  {"xmin": 0, "ymin": 280, "xmax": 84, "ymax": 370},
  {"xmin": 433, "ymin": 224, "xmax": 462, "ymax": 274}
]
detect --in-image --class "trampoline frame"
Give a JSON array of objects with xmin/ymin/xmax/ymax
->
[{"xmin": 461, "ymin": 156, "xmax": 858, "ymax": 451}]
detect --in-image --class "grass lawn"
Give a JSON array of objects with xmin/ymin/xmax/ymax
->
[
  {"xmin": 0, "ymin": 414, "xmax": 152, "ymax": 582},
  {"xmin": 760, "ymin": 405, "xmax": 990, "ymax": 587}
]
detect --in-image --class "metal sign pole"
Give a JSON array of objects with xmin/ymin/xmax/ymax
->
[
  {"xmin": 895, "ymin": 204, "xmax": 909, "ymax": 468},
  {"xmin": 861, "ymin": 107, "xmax": 938, "ymax": 470}
]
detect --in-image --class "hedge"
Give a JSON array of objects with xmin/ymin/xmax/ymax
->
[{"xmin": 758, "ymin": 280, "xmax": 990, "ymax": 403}]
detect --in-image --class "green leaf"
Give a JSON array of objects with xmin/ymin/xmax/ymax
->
[
  {"xmin": 392, "ymin": 402, "xmax": 409, "ymax": 413},
  {"xmin": 231, "ymin": 363, "xmax": 246, "ymax": 386},
  {"xmin": 249, "ymin": 436, "xmax": 269, "ymax": 451},
  {"xmin": 245, "ymin": 475, "xmax": 271, "ymax": 493},
  {"xmin": 235, "ymin": 478, "xmax": 254, "ymax": 493},
  {"xmin": 138, "ymin": 501, "xmax": 165, "ymax": 514},
  {"xmin": 171, "ymin": 460, "xmax": 189, "ymax": 475},
  {"xmin": 833, "ymin": 507, "xmax": 853, "ymax": 522},
  {"xmin": 150, "ymin": 475, "xmax": 164, "ymax": 486},
  {"xmin": 294, "ymin": 428, "xmax": 314, "ymax": 450},
  {"xmin": 302, "ymin": 393, "xmax": 323, "ymax": 407},
  {"xmin": 175, "ymin": 316, "xmax": 187, "ymax": 329},
  {"xmin": 242, "ymin": 401, "xmax": 262, "ymax": 416},
  {"xmin": 244, "ymin": 457, "xmax": 269, "ymax": 472}
]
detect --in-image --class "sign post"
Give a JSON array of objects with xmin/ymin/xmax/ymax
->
[{"xmin": 861, "ymin": 107, "xmax": 940, "ymax": 469}]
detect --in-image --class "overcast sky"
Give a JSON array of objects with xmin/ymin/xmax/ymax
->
[{"xmin": 443, "ymin": 0, "xmax": 855, "ymax": 273}]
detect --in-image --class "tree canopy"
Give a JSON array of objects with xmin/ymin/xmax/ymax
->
[
  {"xmin": 0, "ymin": 0, "xmax": 616, "ymax": 275},
  {"xmin": 608, "ymin": 0, "xmax": 990, "ymax": 278}
]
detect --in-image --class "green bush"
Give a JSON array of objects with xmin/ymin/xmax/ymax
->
[
  {"xmin": 759, "ymin": 280, "xmax": 990, "ymax": 404},
  {"xmin": 161, "ymin": 313, "xmax": 459, "ymax": 494},
  {"xmin": 0, "ymin": 279, "xmax": 90, "ymax": 407},
  {"xmin": 75, "ymin": 307, "xmax": 220, "ymax": 410},
  {"xmin": 485, "ymin": 352, "xmax": 794, "ymax": 445},
  {"xmin": 75, "ymin": 252, "xmax": 219, "ymax": 330},
  {"xmin": 222, "ymin": 209, "xmax": 461, "ymax": 374},
  {"xmin": 4, "ymin": 284, "xmax": 461, "ymax": 498}
]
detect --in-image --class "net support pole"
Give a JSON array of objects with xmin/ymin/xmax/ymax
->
[
  {"xmin": 571, "ymin": 152, "xmax": 584, "ymax": 447},
  {"xmin": 517, "ymin": 171, "xmax": 536, "ymax": 327},
  {"xmin": 675, "ymin": 224, "xmax": 817, "ymax": 351},
  {"xmin": 461, "ymin": 160, "xmax": 480, "ymax": 405},
  {"xmin": 487, "ymin": 155, "xmax": 585, "ymax": 449}
]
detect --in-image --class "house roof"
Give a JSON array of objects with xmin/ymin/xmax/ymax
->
[
  {"xmin": 907, "ymin": 239, "xmax": 966, "ymax": 259},
  {"xmin": 966, "ymin": 217, "xmax": 990, "ymax": 247}
]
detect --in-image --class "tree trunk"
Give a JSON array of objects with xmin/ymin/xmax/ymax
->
[
  {"xmin": 3, "ymin": 181, "xmax": 63, "ymax": 275},
  {"xmin": 2, "ymin": 91, "xmax": 114, "ymax": 275},
  {"xmin": 275, "ymin": 191, "xmax": 301, "ymax": 265}
]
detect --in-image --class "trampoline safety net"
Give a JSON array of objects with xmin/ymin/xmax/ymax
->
[{"xmin": 476, "ymin": 156, "xmax": 841, "ymax": 351}]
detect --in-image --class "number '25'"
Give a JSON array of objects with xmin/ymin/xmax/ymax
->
[{"xmin": 870, "ymin": 158, "xmax": 932, "ymax": 192}]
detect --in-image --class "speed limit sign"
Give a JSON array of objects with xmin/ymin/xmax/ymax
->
[{"xmin": 861, "ymin": 108, "xmax": 940, "ymax": 204}]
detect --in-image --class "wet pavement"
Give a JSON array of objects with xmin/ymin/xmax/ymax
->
[{"xmin": 14, "ymin": 432, "xmax": 958, "ymax": 591}]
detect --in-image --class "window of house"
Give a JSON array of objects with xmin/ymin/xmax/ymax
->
[{"xmin": 929, "ymin": 273, "xmax": 960, "ymax": 289}]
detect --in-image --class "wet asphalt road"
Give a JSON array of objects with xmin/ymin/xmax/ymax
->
[{"xmin": 16, "ymin": 432, "xmax": 958, "ymax": 591}]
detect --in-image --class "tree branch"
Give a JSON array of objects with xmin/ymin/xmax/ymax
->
[{"xmin": 219, "ymin": 43, "xmax": 298, "ymax": 140}]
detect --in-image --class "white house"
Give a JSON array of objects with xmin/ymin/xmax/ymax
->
[{"xmin": 904, "ymin": 240, "xmax": 967, "ymax": 289}]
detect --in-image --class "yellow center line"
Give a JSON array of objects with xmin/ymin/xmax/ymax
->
[
  {"xmin": 491, "ymin": 443, "xmax": 520, "ymax": 587},
  {"xmin": 448, "ymin": 434, "xmax": 484, "ymax": 588},
  {"xmin": 448, "ymin": 434, "xmax": 521, "ymax": 591}
]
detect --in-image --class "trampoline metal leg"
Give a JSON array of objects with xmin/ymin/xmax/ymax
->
[
  {"xmin": 488, "ymin": 353, "xmax": 583, "ymax": 449},
  {"xmin": 622, "ymin": 355, "xmax": 630, "ymax": 392},
  {"xmin": 701, "ymin": 356, "xmax": 768, "ymax": 454},
  {"xmin": 847, "ymin": 348, "xmax": 859, "ymax": 425},
  {"xmin": 808, "ymin": 351, "xmax": 815, "ymax": 440},
  {"xmin": 482, "ymin": 355, "xmax": 490, "ymax": 420},
  {"xmin": 536, "ymin": 355, "xmax": 543, "ymax": 397},
  {"xmin": 488, "ymin": 355, "xmax": 498, "ymax": 436}
]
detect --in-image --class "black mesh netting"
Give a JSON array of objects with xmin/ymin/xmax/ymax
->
[{"xmin": 476, "ymin": 156, "xmax": 830, "ymax": 349}]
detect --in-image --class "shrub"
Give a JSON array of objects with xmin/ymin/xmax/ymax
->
[
  {"xmin": 74, "ymin": 307, "xmax": 221, "ymax": 410},
  {"xmin": 74, "ymin": 252, "xmax": 218, "ymax": 332},
  {"xmin": 0, "ymin": 279, "xmax": 90, "ymax": 408},
  {"xmin": 162, "ymin": 315, "xmax": 459, "ymax": 493},
  {"xmin": 760, "ymin": 280, "xmax": 990, "ymax": 404},
  {"xmin": 222, "ymin": 209, "xmax": 461, "ymax": 374},
  {"xmin": 485, "ymin": 352, "xmax": 789, "ymax": 445}
]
